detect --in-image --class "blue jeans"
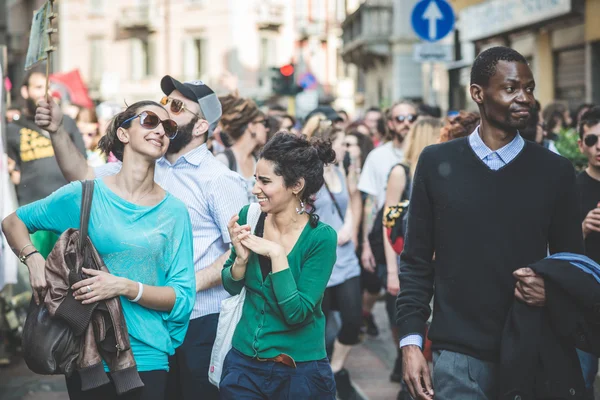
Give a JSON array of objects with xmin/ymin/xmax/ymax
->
[
  {"xmin": 433, "ymin": 350, "xmax": 498, "ymax": 399},
  {"xmin": 220, "ymin": 348, "xmax": 336, "ymax": 399},
  {"xmin": 166, "ymin": 313, "xmax": 220, "ymax": 400}
]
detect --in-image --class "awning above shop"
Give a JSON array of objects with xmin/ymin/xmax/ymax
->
[{"xmin": 458, "ymin": 0, "xmax": 574, "ymax": 42}]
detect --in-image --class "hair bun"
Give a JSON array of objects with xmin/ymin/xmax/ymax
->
[{"xmin": 311, "ymin": 138, "xmax": 336, "ymax": 165}]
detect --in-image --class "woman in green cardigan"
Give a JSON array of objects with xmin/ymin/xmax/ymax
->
[{"xmin": 220, "ymin": 132, "xmax": 339, "ymax": 399}]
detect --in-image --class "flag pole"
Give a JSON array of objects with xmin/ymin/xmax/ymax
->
[{"xmin": 45, "ymin": 0, "xmax": 57, "ymax": 101}]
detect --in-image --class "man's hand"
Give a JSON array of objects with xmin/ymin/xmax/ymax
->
[
  {"xmin": 361, "ymin": 242, "xmax": 376, "ymax": 272},
  {"xmin": 513, "ymin": 267, "xmax": 546, "ymax": 307},
  {"xmin": 582, "ymin": 204, "xmax": 600, "ymax": 239},
  {"xmin": 387, "ymin": 271, "xmax": 400, "ymax": 296},
  {"xmin": 402, "ymin": 345, "xmax": 434, "ymax": 399},
  {"xmin": 34, "ymin": 99, "xmax": 64, "ymax": 134}
]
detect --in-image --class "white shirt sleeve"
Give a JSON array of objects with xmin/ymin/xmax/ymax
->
[
  {"xmin": 94, "ymin": 162, "xmax": 122, "ymax": 178},
  {"xmin": 357, "ymin": 151, "xmax": 379, "ymax": 197},
  {"xmin": 399, "ymin": 334, "xmax": 423, "ymax": 349}
]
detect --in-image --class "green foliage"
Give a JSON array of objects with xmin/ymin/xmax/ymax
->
[{"xmin": 555, "ymin": 128, "xmax": 588, "ymax": 171}]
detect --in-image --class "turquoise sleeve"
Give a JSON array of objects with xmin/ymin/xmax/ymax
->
[
  {"xmin": 16, "ymin": 181, "xmax": 82, "ymax": 235},
  {"xmin": 162, "ymin": 207, "xmax": 196, "ymax": 349}
]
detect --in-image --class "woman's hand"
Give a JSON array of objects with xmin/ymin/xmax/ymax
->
[
  {"xmin": 241, "ymin": 234, "xmax": 284, "ymax": 259},
  {"xmin": 228, "ymin": 215, "xmax": 251, "ymax": 263},
  {"xmin": 34, "ymin": 99, "xmax": 64, "ymax": 134},
  {"xmin": 26, "ymin": 253, "xmax": 47, "ymax": 305},
  {"xmin": 337, "ymin": 224, "xmax": 353, "ymax": 246},
  {"xmin": 72, "ymin": 268, "xmax": 129, "ymax": 304}
]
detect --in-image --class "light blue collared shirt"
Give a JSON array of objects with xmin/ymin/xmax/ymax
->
[
  {"xmin": 468, "ymin": 127, "xmax": 525, "ymax": 170},
  {"xmin": 95, "ymin": 144, "xmax": 248, "ymax": 319},
  {"xmin": 399, "ymin": 127, "xmax": 526, "ymax": 349}
]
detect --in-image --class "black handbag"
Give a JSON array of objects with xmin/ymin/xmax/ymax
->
[
  {"xmin": 368, "ymin": 164, "xmax": 411, "ymax": 263},
  {"xmin": 22, "ymin": 180, "xmax": 95, "ymax": 376}
]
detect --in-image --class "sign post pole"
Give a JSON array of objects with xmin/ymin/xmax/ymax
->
[
  {"xmin": 45, "ymin": 0, "xmax": 57, "ymax": 101},
  {"xmin": 410, "ymin": 0, "xmax": 456, "ymax": 105}
]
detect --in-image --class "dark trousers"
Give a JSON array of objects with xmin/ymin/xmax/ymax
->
[
  {"xmin": 322, "ymin": 276, "xmax": 363, "ymax": 345},
  {"xmin": 220, "ymin": 348, "xmax": 336, "ymax": 399},
  {"xmin": 66, "ymin": 370, "xmax": 167, "ymax": 400},
  {"xmin": 166, "ymin": 313, "xmax": 220, "ymax": 400}
]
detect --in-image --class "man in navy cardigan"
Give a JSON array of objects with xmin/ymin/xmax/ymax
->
[{"xmin": 396, "ymin": 47, "xmax": 584, "ymax": 400}]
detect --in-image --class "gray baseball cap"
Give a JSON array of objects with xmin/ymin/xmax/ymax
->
[{"xmin": 160, "ymin": 75, "xmax": 222, "ymax": 136}]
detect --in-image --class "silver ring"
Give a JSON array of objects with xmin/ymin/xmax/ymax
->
[{"xmin": 87, "ymin": 285, "xmax": 92, "ymax": 293}]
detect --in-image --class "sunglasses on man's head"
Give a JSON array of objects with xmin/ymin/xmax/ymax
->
[
  {"xmin": 160, "ymin": 96, "xmax": 201, "ymax": 119},
  {"xmin": 394, "ymin": 114, "xmax": 418, "ymax": 124},
  {"xmin": 120, "ymin": 110, "xmax": 179, "ymax": 140},
  {"xmin": 584, "ymin": 134, "xmax": 599, "ymax": 147}
]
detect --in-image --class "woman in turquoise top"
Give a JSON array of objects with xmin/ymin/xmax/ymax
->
[
  {"xmin": 220, "ymin": 132, "xmax": 339, "ymax": 399},
  {"xmin": 2, "ymin": 100, "xmax": 196, "ymax": 400}
]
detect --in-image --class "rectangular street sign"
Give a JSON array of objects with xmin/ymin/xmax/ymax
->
[{"xmin": 413, "ymin": 43, "xmax": 453, "ymax": 63}]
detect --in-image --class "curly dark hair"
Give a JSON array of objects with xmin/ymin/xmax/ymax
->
[
  {"xmin": 97, "ymin": 100, "xmax": 163, "ymax": 161},
  {"xmin": 439, "ymin": 111, "xmax": 481, "ymax": 143},
  {"xmin": 470, "ymin": 46, "xmax": 529, "ymax": 87},
  {"xmin": 259, "ymin": 132, "xmax": 336, "ymax": 227},
  {"xmin": 219, "ymin": 94, "xmax": 263, "ymax": 141}
]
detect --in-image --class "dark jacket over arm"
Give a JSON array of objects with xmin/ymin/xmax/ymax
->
[{"xmin": 499, "ymin": 258, "xmax": 600, "ymax": 400}]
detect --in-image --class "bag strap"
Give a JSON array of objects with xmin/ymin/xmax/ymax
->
[
  {"xmin": 246, "ymin": 203, "xmax": 262, "ymax": 234},
  {"xmin": 78, "ymin": 180, "xmax": 95, "ymax": 254},
  {"xmin": 223, "ymin": 148, "xmax": 237, "ymax": 172},
  {"xmin": 323, "ymin": 181, "xmax": 345, "ymax": 222},
  {"xmin": 398, "ymin": 164, "xmax": 412, "ymax": 201}
]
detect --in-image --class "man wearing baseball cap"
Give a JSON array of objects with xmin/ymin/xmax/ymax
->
[{"xmin": 36, "ymin": 76, "xmax": 247, "ymax": 400}]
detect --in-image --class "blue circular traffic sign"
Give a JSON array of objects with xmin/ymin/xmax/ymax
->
[{"xmin": 411, "ymin": 0, "xmax": 455, "ymax": 42}]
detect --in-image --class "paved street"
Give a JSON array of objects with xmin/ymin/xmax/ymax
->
[
  {"xmin": 0, "ymin": 300, "xmax": 598, "ymax": 400},
  {"xmin": 0, "ymin": 302, "xmax": 400, "ymax": 400}
]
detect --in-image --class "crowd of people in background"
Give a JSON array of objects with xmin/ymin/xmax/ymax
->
[{"xmin": 2, "ymin": 45, "xmax": 600, "ymax": 400}]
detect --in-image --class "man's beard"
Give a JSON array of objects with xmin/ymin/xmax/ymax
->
[
  {"xmin": 395, "ymin": 128, "xmax": 409, "ymax": 142},
  {"xmin": 167, "ymin": 118, "xmax": 195, "ymax": 154},
  {"xmin": 25, "ymin": 98, "xmax": 38, "ymax": 116}
]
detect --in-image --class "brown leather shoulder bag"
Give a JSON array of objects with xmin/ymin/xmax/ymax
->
[{"xmin": 22, "ymin": 180, "xmax": 95, "ymax": 376}]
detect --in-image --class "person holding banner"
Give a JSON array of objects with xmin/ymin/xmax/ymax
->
[
  {"xmin": 3, "ymin": 100, "xmax": 196, "ymax": 400},
  {"xmin": 5, "ymin": 65, "xmax": 86, "ymax": 258}
]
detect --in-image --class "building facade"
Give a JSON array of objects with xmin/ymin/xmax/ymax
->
[
  {"xmin": 4, "ymin": 0, "xmax": 345, "ymax": 110},
  {"xmin": 340, "ymin": 0, "xmax": 424, "ymax": 114},
  {"xmin": 449, "ymin": 0, "xmax": 599, "ymax": 112}
]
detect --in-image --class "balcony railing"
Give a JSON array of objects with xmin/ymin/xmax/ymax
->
[
  {"xmin": 341, "ymin": 1, "xmax": 393, "ymax": 68},
  {"xmin": 256, "ymin": 1, "xmax": 285, "ymax": 30},
  {"xmin": 117, "ymin": 5, "xmax": 156, "ymax": 33}
]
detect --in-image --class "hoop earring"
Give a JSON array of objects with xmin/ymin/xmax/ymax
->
[{"xmin": 295, "ymin": 195, "xmax": 306, "ymax": 215}]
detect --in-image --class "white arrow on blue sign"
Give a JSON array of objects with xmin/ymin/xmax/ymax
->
[{"xmin": 411, "ymin": 0, "xmax": 455, "ymax": 42}]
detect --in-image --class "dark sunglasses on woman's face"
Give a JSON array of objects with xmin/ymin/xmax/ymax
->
[
  {"xmin": 584, "ymin": 134, "xmax": 599, "ymax": 147},
  {"xmin": 120, "ymin": 111, "xmax": 179, "ymax": 140},
  {"xmin": 395, "ymin": 114, "xmax": 418, "ymax": 124},
  {"xmin": 160, "ymin": 96, "xmax": 201, "ymax": 119}
]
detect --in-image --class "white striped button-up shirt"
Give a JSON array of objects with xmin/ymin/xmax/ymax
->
[
  {"xmin": 399, "ymin": 127, "xmax": 525, "ymax": 350},
  {"xmin": 95, "ymin": 144, "xmax": 247, "ymax": 319}
]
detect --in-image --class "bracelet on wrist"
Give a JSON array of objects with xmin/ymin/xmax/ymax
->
[
  {"xmin": 130, "ymin": 282, "xmax": 144, "ymax": 303},
  {"xmin": 18, "ymin": 243, "xmax": 35, "ymax": 260},
  {"xmin": 20, "ymin": 250, "xmax": 39, "ymax": 264}
]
